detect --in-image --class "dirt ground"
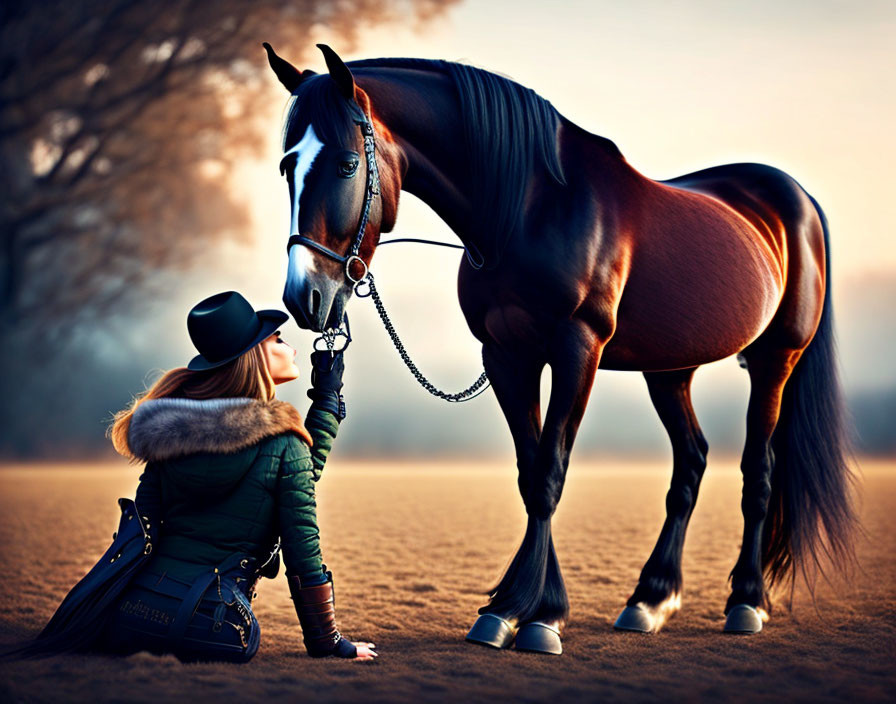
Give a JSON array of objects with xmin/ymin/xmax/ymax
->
[{"xmin": 0, "ymin": 458, "xmax": 893, "ymax": 703}]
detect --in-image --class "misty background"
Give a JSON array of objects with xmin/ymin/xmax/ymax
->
[{"xmin": 1, "ymin": 0, "xmax": 894, "ymax": 462}]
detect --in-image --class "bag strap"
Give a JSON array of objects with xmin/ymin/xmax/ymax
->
[{"xmin": 167, "ymin": 553, "xmax": 247, "ymax": 647}]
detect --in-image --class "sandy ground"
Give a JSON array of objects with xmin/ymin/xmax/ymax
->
[{"xmin": 0, "ymin": 457, "xmax": 893, "ymax": 703}]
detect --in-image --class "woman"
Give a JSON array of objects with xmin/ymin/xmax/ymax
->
[{"xmin": 44, "ymin": 291, "xmax": 374, "ymax": 662}]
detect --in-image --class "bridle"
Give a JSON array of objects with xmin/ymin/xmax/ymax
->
[
  {"xmin": 282, "ymin": 101, "xmax": 490, "ymax": 402},
  {"xmin": 285, "ymin": 105, "xmax": 379, "ymax": 290}
]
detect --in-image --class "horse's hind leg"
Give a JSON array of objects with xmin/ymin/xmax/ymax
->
[
  {"xmin": 614, "ymin": 367, "xmax": 708, "ymax": 634},
  {"xmin": 725, "ymin": 345, "xmax": 801, "ymax": 634}
]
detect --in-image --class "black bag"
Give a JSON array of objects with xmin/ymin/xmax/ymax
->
[
  {"xmin": 106, "ymin": 553, "xmax": 262, "ymax": 662},
  {"xmin": 4, "ymin": 498, "xmax": 156, "ymax": 659}
]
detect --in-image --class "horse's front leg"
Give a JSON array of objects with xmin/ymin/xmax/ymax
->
[
  {"xmin": 467, "ymin": 321, "xmax": 601, "ymax": 655},
  {"xmin": 465, "ymin": 342, "xmax": 545, "ymax": 650}
]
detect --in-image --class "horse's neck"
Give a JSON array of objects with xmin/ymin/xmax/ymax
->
[
  {"xmin": 356, "ymin": 69, "xmax": 480, "ymax": 249},
  {"xmin": 358, "ymin": 68, "xmax": 636, "ymax": 255}
]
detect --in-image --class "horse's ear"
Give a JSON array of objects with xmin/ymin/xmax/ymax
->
[
  {"xmin": 263, "ymin": 43, "xmax": 313, "ymax": 93},
  {"xmin": 316, "ymin": 44, "xmax": 356, "ymax": 101}
]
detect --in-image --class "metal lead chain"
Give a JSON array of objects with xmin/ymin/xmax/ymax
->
[
  {"xmin": 313, "ymin": 316, "xmax": 352, "ymax": 355},
  {"xmin": 359, "ymin": 272, "xmax": 490, "ymax": 403}
]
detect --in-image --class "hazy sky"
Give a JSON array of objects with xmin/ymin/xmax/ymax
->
[{"xmin": 118, "ymin": 0, "xmax": 896, "ymax": 458}]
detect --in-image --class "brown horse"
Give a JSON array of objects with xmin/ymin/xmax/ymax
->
[{"xmin": 265, "ymin": 43, "xmax": 857, "ymax": 654}]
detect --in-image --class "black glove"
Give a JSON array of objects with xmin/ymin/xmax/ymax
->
[{"xmin": 307, "ymin": 349, "xmax": 346, "ymax": 420}]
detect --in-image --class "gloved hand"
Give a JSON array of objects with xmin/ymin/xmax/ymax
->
[{"xmin": 307, "ymin": 349, "xmax": 346, "ymax": 420}]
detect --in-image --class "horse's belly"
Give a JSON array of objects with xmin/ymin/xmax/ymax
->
[{"xmin": 598, "ymin": 225, "xmax": 783, "ymax": 372}]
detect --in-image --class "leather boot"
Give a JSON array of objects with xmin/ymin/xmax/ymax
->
[{"xmin": 288, "ymin": 572, "xmax": 357, "ymax": 658}]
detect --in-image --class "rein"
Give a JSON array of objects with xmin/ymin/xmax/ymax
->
[{"xmin": 286, "ymin": 106, "xmax": 490, "ymax": 403}]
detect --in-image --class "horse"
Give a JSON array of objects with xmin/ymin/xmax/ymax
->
[{"xmin": 263, "ymin": 42, "xmax": 857, "ymax": 654}]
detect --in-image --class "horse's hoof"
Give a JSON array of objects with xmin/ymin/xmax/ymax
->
[
  {"xmin": 514, "ymin": 621, "xmax": 562, "ymax": 655},
  {"xmin": 614, "ymin": 592, "xmax": 681, "ymax": 634},
  {"xmin": 614, "ymin": 604, "xmax": 655, "ymax": 633},
  {"xmin": 723, "ymin": 604, "xmax": 764, "ymax": 634},
  {"xmin": 466, "ymin": 613, "xmax": 516, "ymax": 649}
]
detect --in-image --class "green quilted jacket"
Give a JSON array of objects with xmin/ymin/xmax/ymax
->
[{"xmin": 124, "ymin": 396, "xmax": 339, "ymax": 582}]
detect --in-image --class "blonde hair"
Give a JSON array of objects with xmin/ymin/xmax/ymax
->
[{"xmin": 108, "ymin": 343, "xmax": 311, "ymax": 460}]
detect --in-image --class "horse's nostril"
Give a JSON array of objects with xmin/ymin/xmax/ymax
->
[{"xmin": 310, "ymin": 289, "xmax": 321, "ymax": 319}]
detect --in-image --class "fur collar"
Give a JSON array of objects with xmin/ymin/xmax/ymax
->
[{"xmin": 126, "ymin": 397, "xmax": 306, "ymax": 462}]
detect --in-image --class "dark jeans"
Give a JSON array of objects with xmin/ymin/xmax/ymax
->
[{"xmin": 99, "ymin": 568, "xmax": 260, "ymax": 663}]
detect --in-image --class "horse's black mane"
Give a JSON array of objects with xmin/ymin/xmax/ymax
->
[
  {"xmin": 284, "ymin": 57, "xmax": 567, "ymax": 269},
  {"xmin": 347, "ymin": 57, "xmax": 445, "ymax": 72}
]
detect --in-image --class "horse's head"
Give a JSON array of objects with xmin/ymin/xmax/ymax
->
[{"xmin": 265, "ymin": 43, "xmax": 401, "ymax": 332}]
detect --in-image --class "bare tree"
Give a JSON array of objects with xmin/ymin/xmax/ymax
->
[
  {"xmin": 0, "ymin": 0, "xmax": 458, "ymax": 458},
  {"xmin": 0, "ymin": 0, "xmax": 457, "ymax": 339}
]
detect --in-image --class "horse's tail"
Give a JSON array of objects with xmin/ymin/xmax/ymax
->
[{"xmin": 762, "ymin": 195, "xmax": 859, "ymax": 598}]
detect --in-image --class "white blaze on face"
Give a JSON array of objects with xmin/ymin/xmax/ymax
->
[
  {"xmin": 284, "ymin": 124, "xmax": 324, "ymax": 288},
  {"xmin": 287, "ymin": 243, "xmax": 317, "ymax": 292}
]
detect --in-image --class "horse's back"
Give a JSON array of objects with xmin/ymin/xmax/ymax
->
[{"xmin": 662, "ymin": 162, "xmax": 813, "ymax": 245}]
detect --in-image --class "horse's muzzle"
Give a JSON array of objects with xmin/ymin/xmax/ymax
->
[{"xmin": 283, "ymin": 275, "xmax": 347, "ymax": 333}]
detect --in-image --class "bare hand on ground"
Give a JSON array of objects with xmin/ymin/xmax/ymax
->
[{"xmin": 352, "ymin": 642, "xmax": 378, "ymax": 660}]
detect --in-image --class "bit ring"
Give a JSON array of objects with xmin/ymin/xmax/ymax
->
[{"xmin": 345, "ymin": 255, "xmax": 368, "ymax": 284}]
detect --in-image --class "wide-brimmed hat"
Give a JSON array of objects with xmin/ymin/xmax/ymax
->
[{"xmin": 186, "ymin": 291, "xmax": 289, "ymax": 371}]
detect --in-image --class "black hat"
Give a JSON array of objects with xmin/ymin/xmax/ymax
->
[{"xmin": 186, "ymin": 291, "xmax": 289, "ymax": 371}]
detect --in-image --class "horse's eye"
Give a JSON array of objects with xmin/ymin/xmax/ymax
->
[{"xmin": 338, "ymin": 160, "xmax": 359, "ymax": 178}]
